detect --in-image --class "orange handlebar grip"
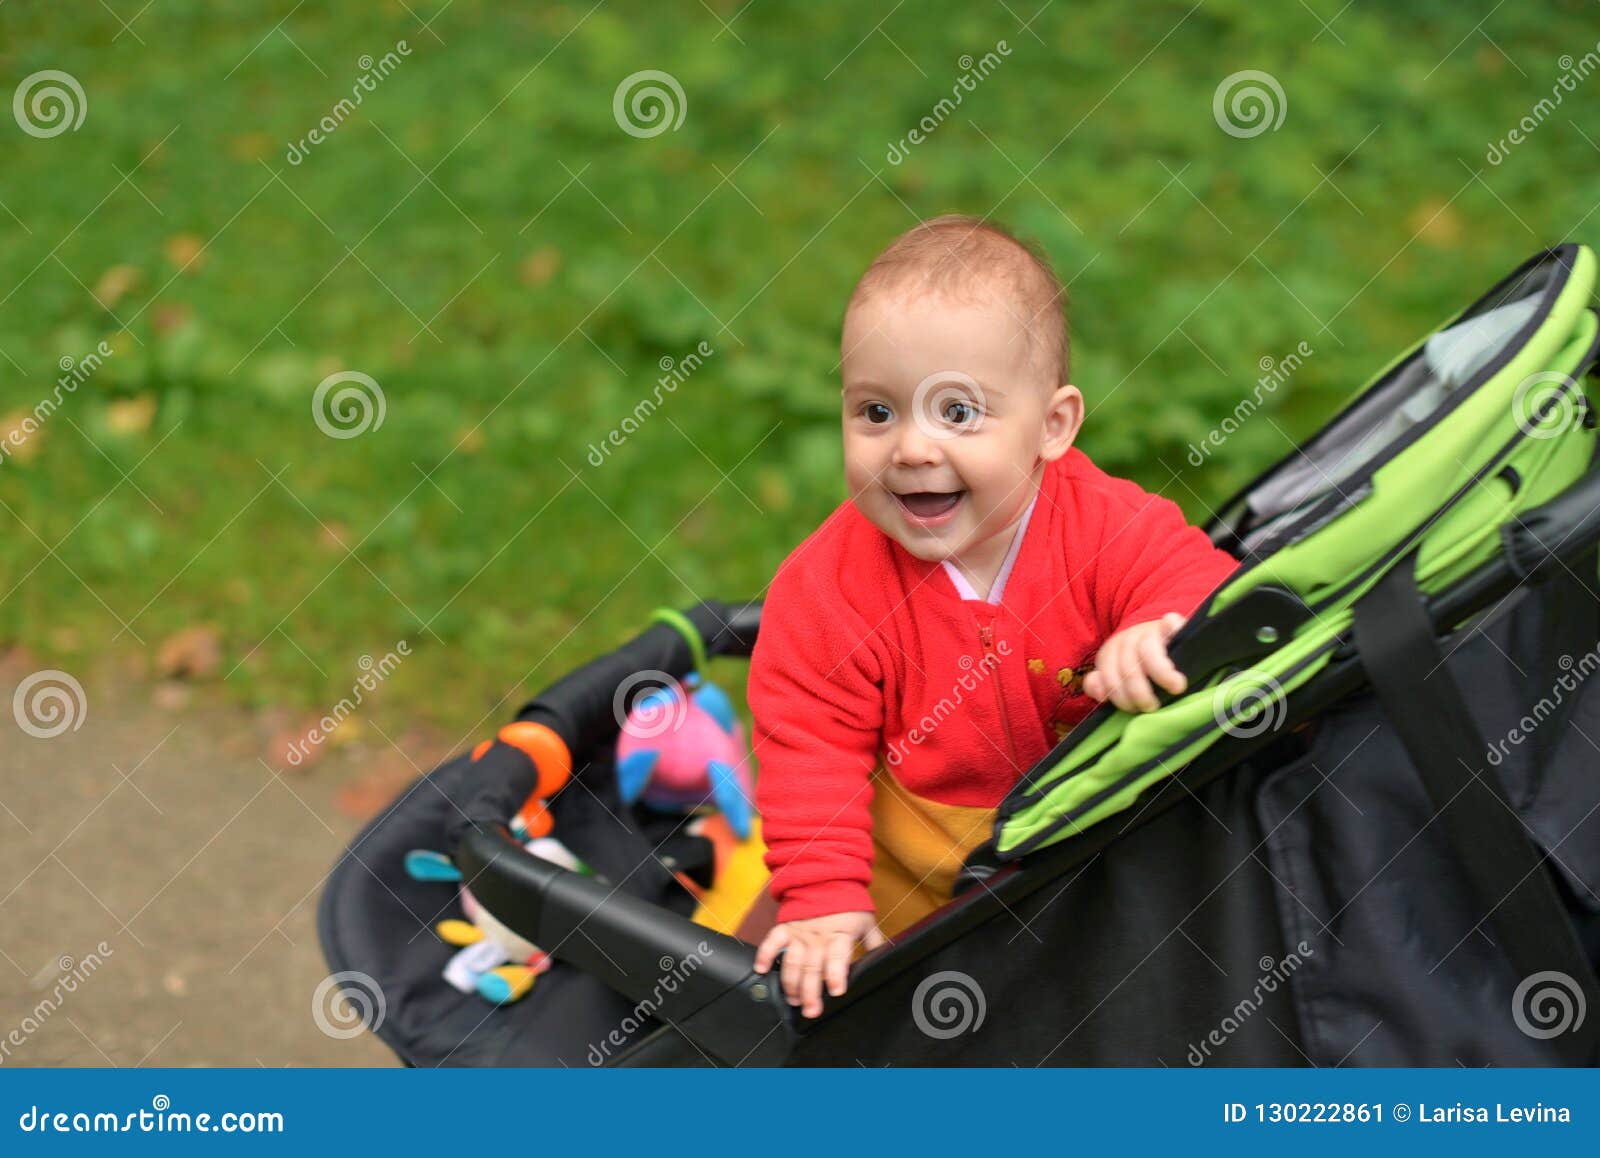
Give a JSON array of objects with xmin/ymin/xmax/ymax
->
[{"xmin": 496, "ymin": 721, "xmax": 572, "ymax": 797}]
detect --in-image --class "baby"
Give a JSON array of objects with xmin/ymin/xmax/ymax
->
[{"xmin": 747, "ymin": 215, "xmax": 1240, "ymax": 1017}]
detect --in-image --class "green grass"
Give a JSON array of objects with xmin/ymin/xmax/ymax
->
[{"xmin": 1, "ymin": 0, "xmax": 1598, "ymax": 742}]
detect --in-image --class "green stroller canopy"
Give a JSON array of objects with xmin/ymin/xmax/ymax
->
[{"xmin": 998, "ymin": 244, "xmax": 1600, "ymax": 859}]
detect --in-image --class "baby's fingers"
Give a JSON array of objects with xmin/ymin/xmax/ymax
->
[
  {"xmin": 753, "ymin": 925, "xmax": 790, "ymax": 974},
  {"xmin": 1084, "ymin": 643, "xmax": 1124, "ymax": 704},
  {"xmin": 1096, "ymin": 641, "xmax": 1150, "ymax": 712},
  {"xmin": 779, "ymin": 937, "xmax": 810, "ymax": 1008},
  {"xmin": 798, "ymin": 944, "xmax": 829, "ymax": 1018},
  {"xmin": 824, "ymin": 933, "xmax": 855, "ymax": 1000},
  {"xmin": 1137, "ymin": 631, "xmax": 1187, "ymax": 699}
]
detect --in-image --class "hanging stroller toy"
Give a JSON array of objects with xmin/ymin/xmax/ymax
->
[{"xmin": 321, "ymin": 245, "xmax": 1600, "ymax": 1067}]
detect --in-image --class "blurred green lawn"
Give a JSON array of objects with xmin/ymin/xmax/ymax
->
[{"xmin": 1, "ymin": 0, "xmax": 1597, "ymax": 742}]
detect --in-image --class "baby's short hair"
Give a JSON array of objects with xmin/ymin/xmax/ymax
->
[{"xmin": 845, "ymin": 214, "xmax": 1070, "ymax": 385}]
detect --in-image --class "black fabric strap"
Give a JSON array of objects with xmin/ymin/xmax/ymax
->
[{"xmin": 1352, "ymin": 558, "xmax": 1600, "ymax": 1065}]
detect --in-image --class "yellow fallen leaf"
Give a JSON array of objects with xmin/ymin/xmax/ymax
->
[
  {"xmin": 163, "ymin": 234, "xmax": 206, "ymax": 271},
  {"xmin": 105, "ymin": 395, "xmax": 156, "ymax": 436},
  {"xmin": 93, "ymin": 264, "xmax": 142, "ymax": 309}
]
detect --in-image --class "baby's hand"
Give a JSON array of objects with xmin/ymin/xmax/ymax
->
[
  {"xmin": 752, "ymin": 911, "xmax": 885, "ymax": 1019},
  {"xmin": 1082, "ymin": 612, "xmax": 1188, "ymax": 713}
]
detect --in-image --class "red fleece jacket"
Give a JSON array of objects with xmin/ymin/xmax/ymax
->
[{"xmin": 747, "ymin": 448, "xmax": 1241, "ymax": 923}]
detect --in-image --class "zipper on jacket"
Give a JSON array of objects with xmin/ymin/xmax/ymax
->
[{"xmin": 979, "ymin": 622, "xmax": 1021, "ymax": 775}]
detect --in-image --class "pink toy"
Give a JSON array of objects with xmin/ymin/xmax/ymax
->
[{"xmin": 615, "ymin": 676, "xmax": 754, "ymax": 839}]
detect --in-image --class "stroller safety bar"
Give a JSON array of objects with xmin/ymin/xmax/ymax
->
[{"xmin": 455, "ymin": 825, "xmax": 798, "ymax": 1066}]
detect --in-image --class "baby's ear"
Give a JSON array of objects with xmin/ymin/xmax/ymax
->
[{"xmin": 1039, "ymin": 384, "xmax": 1084, "ymax": 461}]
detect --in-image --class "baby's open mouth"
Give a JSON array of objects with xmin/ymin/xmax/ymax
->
[{"xmin": 893, "ymin": 490, "xmax": 964, "ymax": 522}]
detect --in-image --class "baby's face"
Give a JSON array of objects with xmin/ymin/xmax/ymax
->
[{"xmin": 840, "ymin": 289, "xmax": 1078, "ymax": 567}]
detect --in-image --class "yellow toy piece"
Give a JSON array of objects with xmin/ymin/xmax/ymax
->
[
  {"xmin": 480, "ymin": 964, "xmax": 538, "ymax": 1004},
  {"xmin": 690, "ymin": 815, "xmax": 770, "ymax": 937},
  {"xmin": 436, "ymin": 919, "xmax": 484, "ymax": 947}
]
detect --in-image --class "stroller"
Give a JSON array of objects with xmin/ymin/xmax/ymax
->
[{"xmin": 320, "ymin": 245, "xmax": 1600, "ymax": 1067}]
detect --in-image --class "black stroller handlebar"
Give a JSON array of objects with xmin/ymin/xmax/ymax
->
[{"xmin": 456, "ymin": 825, "xmax": 799, "ymax": 1066}]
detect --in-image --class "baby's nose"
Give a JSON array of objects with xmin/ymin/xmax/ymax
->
[{"xmin": 892, "ymin": 423, "xmax": 942, "ymax": 465}]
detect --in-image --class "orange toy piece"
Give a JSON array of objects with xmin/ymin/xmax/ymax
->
[
  {"xmin": 497, "ymin": 721, "xmax": 572, "ymax": 796},
  {"xmin": 469, "ymin": 722, "xmax": 572, "ymax": 838},
  {"xmin": 520, "ymin": 802, "xmax": 555, "ymax": 838}
]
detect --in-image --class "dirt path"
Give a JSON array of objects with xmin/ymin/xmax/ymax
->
[{"xmin": 0, "ymin": 676, "xmax": 405, "ymax": 1066}]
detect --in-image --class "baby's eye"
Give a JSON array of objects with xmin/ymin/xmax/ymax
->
[
  {"xmin": 941, "ymin": 398, "xmax": 980, "ymax": 426},
  {"xmin": 862, "ymin": 402, "xmax": 892, "ymax": 424}
]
